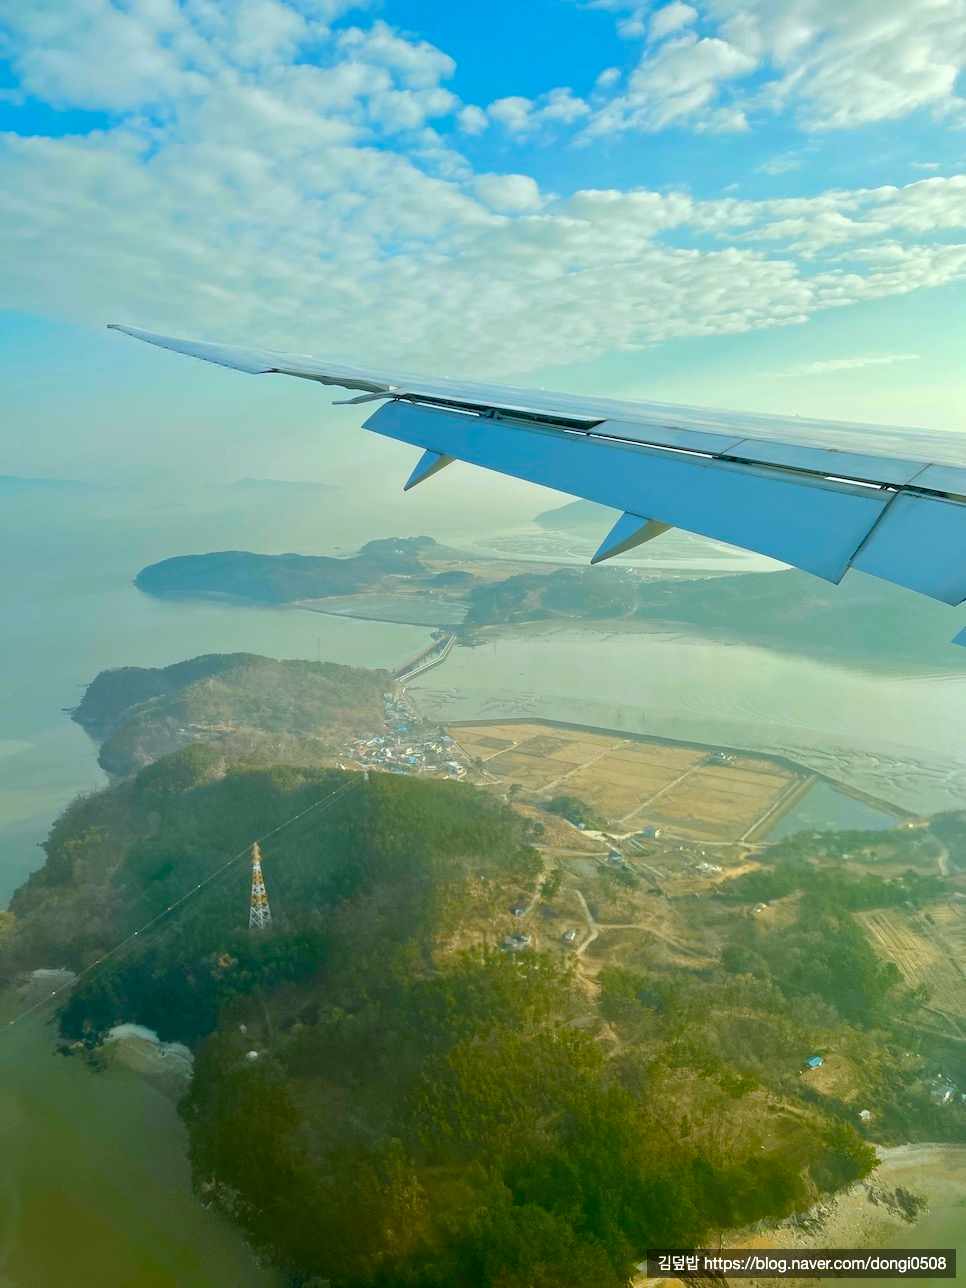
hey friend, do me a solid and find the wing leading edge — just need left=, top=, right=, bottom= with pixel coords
left=108, top=324, right=966, bottom=645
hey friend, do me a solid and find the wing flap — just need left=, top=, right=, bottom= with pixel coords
left=363, top=400, right=890, bottom=584
left=908, top=464, right=966, bottom=500
left=591, top=514, right=673, bottom=564
left=851, top=494, right=966, bottom=606
left=720, top=439, right=927, bottom=487
left=596, top=420, right=746, bottom=456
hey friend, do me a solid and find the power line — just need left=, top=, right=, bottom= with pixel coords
left=1, top=774, right=361, bottom=1045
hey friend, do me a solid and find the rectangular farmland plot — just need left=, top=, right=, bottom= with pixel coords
left=607, top=746, right=701, bottom=770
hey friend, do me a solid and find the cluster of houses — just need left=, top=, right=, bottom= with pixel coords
left=504, top=888, right=582, bottom=952
left=345, top=693, right=466, bottom=778
left=502, top=927, right=579, bottom=952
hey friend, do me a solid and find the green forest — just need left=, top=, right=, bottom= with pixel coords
left=10, top=739, right=962, bottom=1284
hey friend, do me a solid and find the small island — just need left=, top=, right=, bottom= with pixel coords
left=135, top=535, right=461, bottom=604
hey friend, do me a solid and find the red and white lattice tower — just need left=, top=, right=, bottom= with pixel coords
left=248, top=842, right=272, bottom=931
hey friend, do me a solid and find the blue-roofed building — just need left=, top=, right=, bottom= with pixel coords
left=806, top=1055, right=824, bottom=1069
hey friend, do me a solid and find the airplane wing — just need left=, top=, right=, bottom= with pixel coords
left=108, top=324, right=966, bottom=646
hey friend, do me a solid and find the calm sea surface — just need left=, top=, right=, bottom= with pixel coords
left=0, top=991, right=280, bottom=1288
left=410, top=623, right=966, bottom=816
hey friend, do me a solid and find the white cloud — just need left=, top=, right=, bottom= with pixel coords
left=580, top=0, right=966, bottom=137
left=488, top=87, right=590, bottom=135
left=335, top=19, right=454, bottom=90
left=678, top=177, right=966, bottom=269
left=757, top=152, right=804, bottom=175
left=0, top=0, right=200, bottom=110
left=539, top=87, right=592, bottom=124
left=594, top=66, right=622, bottom=90
left=486, top=95, right=533, bottom=133
left=780, top=353, right=921, bottom=376
left=649, top=2, right=699, bottom=41
left=366, top=85, right=459, bottom=133
left=200, top=0, right=311, bottom=71
left=2, top=0, right=966, bottom=383
left=475, top=173, right=543, bottom=212
left=709, top=0, right=966, bottom=130
left=585, top=31, right=757, bottom=135
left=693, top=103, right=748, bottom=132
left=617, top=10, right=648, bottom=40
left=457, top=104, right=488, bottom=134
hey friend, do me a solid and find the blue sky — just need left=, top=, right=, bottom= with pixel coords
left=1, top=0, right=965, bottom=482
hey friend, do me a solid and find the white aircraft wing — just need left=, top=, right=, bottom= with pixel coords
left=108, top=324, right=966, bottom=646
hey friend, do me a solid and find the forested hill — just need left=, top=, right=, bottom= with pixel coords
left=3, top=747, right=891, bottom=1287
left=135, top=536, right=446, bottom=603
left=71, top=653, right=391, bottom=777
left=461, top=565, right=964, bottom=663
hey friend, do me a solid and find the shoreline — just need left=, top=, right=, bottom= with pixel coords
left=764, top=1143, right=966, bottom=1254
left=636, top=1143, right=966, bottom=1287
left=294, top=602, right=955, bottom=676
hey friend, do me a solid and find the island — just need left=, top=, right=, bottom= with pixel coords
left=135, top=536, right=456, bottom=603
left=134, top=532, right=966, bottom=665
left=3, top=650, right=965, bottom=1288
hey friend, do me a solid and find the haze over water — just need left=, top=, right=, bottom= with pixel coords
left=3, top=481, right=966, bottom=905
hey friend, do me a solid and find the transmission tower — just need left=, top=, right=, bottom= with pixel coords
left=248, top=842, right=273, bottom=931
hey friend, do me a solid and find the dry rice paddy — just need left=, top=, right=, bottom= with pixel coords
left=858, top=903, right=966, bottom=1029
left=449, top=720, right=802, bottom=843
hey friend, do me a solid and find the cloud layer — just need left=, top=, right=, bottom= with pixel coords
left=1, top=0, right=965, bottom=377
left=581, top=0, right=966, bottom=135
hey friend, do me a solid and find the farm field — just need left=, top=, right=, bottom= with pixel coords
left=858, top=903, right=966, bottom=1033
left=448, top=720, right=804, bottom=843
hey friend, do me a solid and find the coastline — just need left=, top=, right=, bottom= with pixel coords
left=636, top=1143, right=966, bottom=1287
left=638, top=1143, right=966, bottom=1282
left=769, top=1143, right=966, bottom=1254
left=292, top=602, right=957, bottom=676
